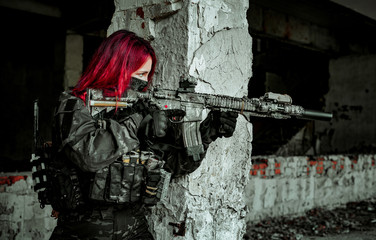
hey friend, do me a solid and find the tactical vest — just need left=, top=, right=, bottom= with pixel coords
left=90, top=150, right=170, bottom=205
left=31, top=97, right=171, bottom=211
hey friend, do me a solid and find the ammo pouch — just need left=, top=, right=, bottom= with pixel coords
left=142, top=152, right=171, bottom=205
left=89, top=151, right=171, bottom=205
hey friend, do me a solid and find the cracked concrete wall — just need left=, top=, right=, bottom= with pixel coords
left=108, top=0, right=253, bottom=239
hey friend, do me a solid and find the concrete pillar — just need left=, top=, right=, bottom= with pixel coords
left=108, top=1, right=253, bottom=239
left=316, top=54, right=376, bottom=154
left=64, top=32, right=83, bottom=89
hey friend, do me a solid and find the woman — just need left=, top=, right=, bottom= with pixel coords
left=49, top=30, right=237, bottom=239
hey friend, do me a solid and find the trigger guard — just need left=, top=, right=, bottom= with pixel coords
left=169, top=117, right=184, bottom=124
left=165, top=109, right=186, bottom=124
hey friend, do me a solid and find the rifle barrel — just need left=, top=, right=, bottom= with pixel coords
left=300, top=109, right=333, bottom=121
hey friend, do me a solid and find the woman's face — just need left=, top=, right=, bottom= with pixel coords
left=131, top=56, right=153, bottom=82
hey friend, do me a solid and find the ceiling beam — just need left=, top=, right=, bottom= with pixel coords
left=0, top=0, right=61, bottom=18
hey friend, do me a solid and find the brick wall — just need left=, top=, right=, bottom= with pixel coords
left=246, top=154, right=376, bottom=224
left=0, top=172, right=55, bottom=240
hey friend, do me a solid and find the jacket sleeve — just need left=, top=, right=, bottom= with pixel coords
left=54, top=92, right=142, bottom=172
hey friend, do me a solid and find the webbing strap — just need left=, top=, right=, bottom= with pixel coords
left=61, top=99, right=77, bottom=140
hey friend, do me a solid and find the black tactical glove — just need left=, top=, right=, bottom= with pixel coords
left=105, top=99, right=149, bottom=122
left=102, top=99, right=149, bottom=123
left=138, top=110, right=169, bottom=148
left=150, top=110, right=168, bottom=138
left=200, top=110, right=238, bottom=147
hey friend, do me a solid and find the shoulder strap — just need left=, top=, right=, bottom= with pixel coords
left=61, top=99, right=77, bottom=140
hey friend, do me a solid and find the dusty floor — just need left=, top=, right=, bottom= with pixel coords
left=244, top=198, right=376, bottom=240
left=304, top=229, right=376, bottom=240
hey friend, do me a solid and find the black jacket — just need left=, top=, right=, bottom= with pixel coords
left=53, top=91, right=206, bottom=178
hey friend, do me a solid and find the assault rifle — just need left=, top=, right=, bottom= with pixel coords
left=87, top=80, right=332, bottom=162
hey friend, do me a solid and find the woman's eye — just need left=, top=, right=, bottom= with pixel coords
left=139, top=73, right=144, bottom=77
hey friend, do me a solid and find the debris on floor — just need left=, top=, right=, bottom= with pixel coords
left=244, top=198, right=376, bottom=240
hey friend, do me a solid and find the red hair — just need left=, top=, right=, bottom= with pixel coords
left=72, top=30, right=157, bottom=101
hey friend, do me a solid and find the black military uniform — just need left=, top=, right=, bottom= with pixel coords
left=48, top=90, right=227, bottom=240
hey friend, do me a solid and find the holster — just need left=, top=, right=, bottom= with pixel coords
left=48, top=159, right=85, bottom=211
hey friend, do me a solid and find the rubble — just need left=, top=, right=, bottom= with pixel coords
left=244, top=198, right=376, bottom=239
